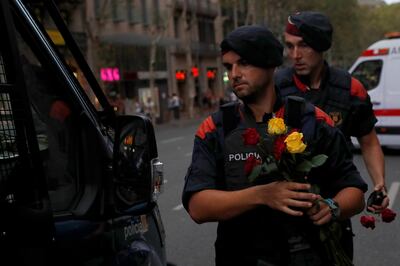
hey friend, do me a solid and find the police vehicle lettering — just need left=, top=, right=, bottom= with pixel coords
left=123, top=215, right=149, bottom=240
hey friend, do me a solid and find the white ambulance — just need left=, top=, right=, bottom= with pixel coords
left=349, top=32, right=400, bottom=148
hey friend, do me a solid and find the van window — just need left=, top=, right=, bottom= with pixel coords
left=16, top=31, right=80, bottom=212
left=27, top=2, right=103, bottom=112
left=351, top=59, right=383, bottom=91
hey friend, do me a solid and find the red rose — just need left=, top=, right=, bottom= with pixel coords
left=273, top=135, right=286, bottom=160
left=381, top=208, right=396, bottom=223
left=242, top=128, right=260, bottom=146
left=360, top=215, right=376, bottom=229
left=49, top=100, right=71, bottom=122
left=244, top=155, right=261, bottom=175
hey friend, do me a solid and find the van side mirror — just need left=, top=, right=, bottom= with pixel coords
left=113, top=115, right=163, bottom=210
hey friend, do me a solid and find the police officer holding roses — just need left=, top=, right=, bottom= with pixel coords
left=182, top=25, right=367, bottom=266
left=275, top=11, right=389, bottom=260
left=276, top=11, right=388, bottom=213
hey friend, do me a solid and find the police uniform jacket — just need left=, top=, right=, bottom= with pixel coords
left=182, top=99, right=367, bottom=265
left=275, top=62, right=377, bottom=141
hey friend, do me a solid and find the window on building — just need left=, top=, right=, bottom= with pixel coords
left=94, top=0, right=101, bottom=19
left=127, top=0, right=141, bottom=24
left=351, top=60, right=383, bottom=91
left=152, top=0, right=161, bottom=26
left=198, top=16, right=215, bottom=44
left=174, top=15, right=180, bottom=39
left=112, top=0, right=127, bottom=22
left=140, top=0, right=148, bottom=25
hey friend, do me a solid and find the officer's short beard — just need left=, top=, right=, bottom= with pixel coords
left=236, top=84, right=267, bottom=105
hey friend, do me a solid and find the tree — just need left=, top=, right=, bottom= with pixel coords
left=181, top=0, right=196, bottom=119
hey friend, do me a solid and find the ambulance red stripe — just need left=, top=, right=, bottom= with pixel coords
left=374, top=109, right=400, bottom=116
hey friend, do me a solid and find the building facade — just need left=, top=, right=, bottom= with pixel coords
left=65, top=0, right=225, bottom=122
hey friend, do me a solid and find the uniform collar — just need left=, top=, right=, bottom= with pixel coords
left=240, top=101, right=281, bottom=124
left=292, top=61, right=329, bottom=92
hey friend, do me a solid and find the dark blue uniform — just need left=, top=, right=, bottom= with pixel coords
left=182, top=100, right=367, bottom=266
left=275, top=64, right=377, bottom=141
left=275, top=64, right=377, bottom=260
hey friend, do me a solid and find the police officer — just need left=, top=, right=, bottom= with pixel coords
left=182, top=25, right=367, bottom=266
left=276, top=11, right=389, bottom=213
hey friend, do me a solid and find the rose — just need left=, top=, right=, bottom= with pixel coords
left=244, top=155, right=261, bottom=175
left=267, top=117, right=286, bottom=135
left=242, top=128, right=260, bottom=146
left=381, top=208, right=396, bottom=223
left=284, top=132, right=307, bottom=153
left=273, top=135, right=286, bottom=161
left=360, top=208, right=396, bottom=229
left=49, top=100, right=71, bottom=122
left=360, top=215, right=376, bottom=229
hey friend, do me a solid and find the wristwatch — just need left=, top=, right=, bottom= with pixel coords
left=324, top=198, right=341, bottom=221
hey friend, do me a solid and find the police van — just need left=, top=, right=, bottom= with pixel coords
left=0, top=0, right=167, bottom=265
left=349, top=32, right=400, bottom=148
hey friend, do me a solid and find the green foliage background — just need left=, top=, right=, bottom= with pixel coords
left=221, top=0, right=400, bottom=69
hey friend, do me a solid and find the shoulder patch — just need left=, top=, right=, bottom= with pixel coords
left=196, top=116, right=217, bottom=139
left=350, top=78, right=367, bottom=100
left=275, top=106, right=285, bottom=119
left=314, top=107, right=334, bottom=127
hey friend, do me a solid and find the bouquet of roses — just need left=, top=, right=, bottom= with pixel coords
left=243, top=117, right=327, bottom=186
left=243, top=117, right=354, bottom=266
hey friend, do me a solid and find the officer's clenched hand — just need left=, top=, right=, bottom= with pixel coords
left=367, top=185, right=389, bottom=213
left=256, top=181, right=318, bottom=216
left=307, top=199, right=332, bottom=225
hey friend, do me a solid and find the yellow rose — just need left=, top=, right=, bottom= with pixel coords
left=284, top=132, right=307, bottom=153
left=267, top=118, right=287, bottom=135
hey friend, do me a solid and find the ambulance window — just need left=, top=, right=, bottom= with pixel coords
left=16, top=32, right=80, bottom=212
left=351, top=60, right=383, bottom=91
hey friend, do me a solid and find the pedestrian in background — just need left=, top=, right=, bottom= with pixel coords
left=183, top=25, right=367, bottom=266
left=144, top=96, right=156, bottom=123
left=124, top=97, right=135, bottom=115
left=134, top=98, right=143, bottom=114
left=170, top=93, right=181, bottom=120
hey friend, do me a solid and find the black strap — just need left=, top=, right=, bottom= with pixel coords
left=285, top=96, right=306, bottom=129
left=221, top=102, right=240, bottom=137
left=213, top=102, right=241, bottom=189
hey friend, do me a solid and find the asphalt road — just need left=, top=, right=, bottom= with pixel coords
left=154, top=117, right=400, bottom=266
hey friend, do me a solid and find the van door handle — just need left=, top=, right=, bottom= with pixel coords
left=372, top=101, right=381, bottom=106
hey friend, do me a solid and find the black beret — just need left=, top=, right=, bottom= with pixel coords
left=286, top=11, right=333, bottom=52
left=220, top=25, right=283, bottom=68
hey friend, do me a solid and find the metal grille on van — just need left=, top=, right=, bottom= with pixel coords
left=0, top=54, right=18, bottom=181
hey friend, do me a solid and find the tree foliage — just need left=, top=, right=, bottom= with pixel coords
left=220, top=0, right=400, bottom=68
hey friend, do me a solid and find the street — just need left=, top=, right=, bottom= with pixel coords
left=154, top=117, right=400, bottom=266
